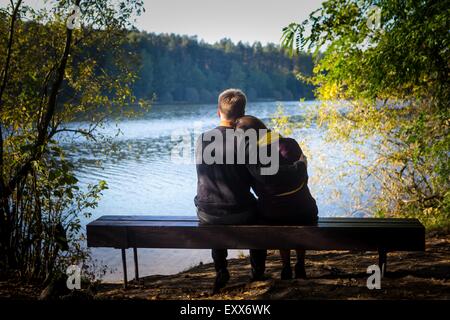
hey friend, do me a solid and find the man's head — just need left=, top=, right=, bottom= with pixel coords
left=218, top=89, right=247, bottom=121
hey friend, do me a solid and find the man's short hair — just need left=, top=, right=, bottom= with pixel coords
left=218, top=89, right=246, bottom=120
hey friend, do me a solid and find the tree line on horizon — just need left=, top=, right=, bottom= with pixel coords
left=126, top=32, right=315, bottom=103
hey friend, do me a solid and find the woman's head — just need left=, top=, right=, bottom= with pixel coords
left=235, top=116, right=280, bottom=147
left=234, top=115, right=268, bottom=131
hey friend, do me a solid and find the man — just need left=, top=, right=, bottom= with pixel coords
left=194, top=89, right=267, bottom=293
left=195, top=89, right=308, bottom=292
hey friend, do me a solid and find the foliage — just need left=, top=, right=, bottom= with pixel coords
left=127, top=33, right=315, bottom=102
left=281, top=0, right=449, bottom=228
left=0, top=0, right=147, bottom=280
left=270, top=104, right=294, bottom=136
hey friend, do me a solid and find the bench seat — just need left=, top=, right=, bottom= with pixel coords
left=86, top=215, right=425, bottom=287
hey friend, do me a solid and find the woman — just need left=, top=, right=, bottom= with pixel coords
left=235, top=115, right=318, bottom=280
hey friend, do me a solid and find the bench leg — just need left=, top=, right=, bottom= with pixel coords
left=133, top=247, right=139, bottom=283
left=121, top=248, right=128, bottom=289
left=378, top=249, right=387, bottom=277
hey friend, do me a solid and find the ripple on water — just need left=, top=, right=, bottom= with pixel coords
left=65, top=101, right=372, bottom=222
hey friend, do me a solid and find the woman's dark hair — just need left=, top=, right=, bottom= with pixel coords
left=234, top=115, right=268, bottom=131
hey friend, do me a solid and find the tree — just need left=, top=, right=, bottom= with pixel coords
left=134, top=49, right=154, bottom=100
left=125, top=32, right=315, bottom=103
left=282, top=0, right=449, bottom=228
left=0, top=0, right=146, bottom=279
left=199, top=88, right=213, bottom=103
left=227, top=61, right=246, bottom=89
left=184, top=87, right=200, bottom=103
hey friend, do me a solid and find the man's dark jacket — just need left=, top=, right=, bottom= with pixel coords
left=194, top=126, right=307, bottom=222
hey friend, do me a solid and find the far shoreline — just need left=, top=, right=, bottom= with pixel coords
left=150, top=98, right=316, bottom=106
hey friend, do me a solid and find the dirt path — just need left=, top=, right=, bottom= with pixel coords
left=95, top=233, right=450, bottom=300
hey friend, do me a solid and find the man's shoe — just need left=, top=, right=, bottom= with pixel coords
left=294, top=263, right=307, bottom=279
left=212, top=269, right=230, bottom=294
left=280, top=266, right=293, bottom=280
left=250, top=272, right=268, bottom=282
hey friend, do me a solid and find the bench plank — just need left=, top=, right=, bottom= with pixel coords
left=87, top=216, right=425, bottom=251
left=89, top=220, right=423, bottom=229
left=96, top=215, right=422, bottom=224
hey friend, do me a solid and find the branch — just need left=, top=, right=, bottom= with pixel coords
left=0, top=0, right=22, bottom=107
left=5, top=0, right=82, bottom=198
left=0, top=0, right=22, bottom=203
left=52, top=128, right=97, bottom=142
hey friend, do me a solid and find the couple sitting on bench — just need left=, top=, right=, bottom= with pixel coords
left=194, top=88, right=318, bottom=293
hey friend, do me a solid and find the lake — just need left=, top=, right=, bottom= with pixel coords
left=63, top=100, right=373, bottom=281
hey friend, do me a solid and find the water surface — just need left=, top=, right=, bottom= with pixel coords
left=63, top=101, right=372, bottom=280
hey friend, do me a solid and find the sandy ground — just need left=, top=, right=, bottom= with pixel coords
left=1, top=233, right=448, bottom=300
left=94, top=232, right=450, bottom=300
left=91, top=248, right=245, bottom=282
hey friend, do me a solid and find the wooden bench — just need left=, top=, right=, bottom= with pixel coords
left=86, top=215, right=425, bottom=287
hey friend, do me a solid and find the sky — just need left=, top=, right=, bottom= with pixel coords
left=136, top=0, right=324, bottom=44
left=0, top=0, right=325, bottom=45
